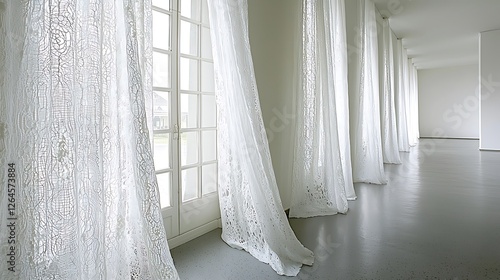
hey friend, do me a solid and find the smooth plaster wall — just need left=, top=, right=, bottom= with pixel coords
left=479, top=29, right=500, bottom=150
left=418, top=65, right=480, bottom=139
left=248, top=0, right=301, bottom=209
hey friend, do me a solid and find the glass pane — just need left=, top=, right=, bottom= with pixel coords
left=201, top=0, right=209, bottom=24
left=202, top=130, right=216, bottom=162
left=181, top=0, right=201, bottom=21
left=201, top=61, right=214, bottom=92
left=153, top=11, right=170, bottom=50
left=181, top=94, right=198, bottom=128
left=181, top=131, right=199, bottom=166
left=201, top=94, right=216, bottom=127
left=153, top=52, right=170, bottom=88
left=157, top=172, right=171, bottom=208
left=152, top=0, right=170, bottom=10
left=153, top=134, right=170, bottom=170
left=153, top=91, right=169, bottom=130
left=201, top=27, right=212, bottom=59
left=180, top=20, right=199, bottom=56
left=180, top=57, right=199, bottom=91
left=202, top=164, right=217, bottom=195
left=182, top=167, right=199, bottom=201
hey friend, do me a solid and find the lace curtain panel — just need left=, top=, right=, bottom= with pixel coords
left=0, top=0, right=179, bottom=279
left=351, top=0, right=387, bottom=184
left=408, top=62, right=420, bottom=146
left=207, top=0, right=314, bottom=276
left=380, top=19, right=402, bottom=164
left=395, top=39, right=411, bottom=152
left=413, top=65, right=420, bottom=140
left=402, top=49, right=415, bottom=148
left=332, top=0, right=357, bottom=201
left=289, top=0, right=352, bottom=219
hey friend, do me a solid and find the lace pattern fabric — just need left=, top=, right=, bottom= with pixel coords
left=407, top=63, right=419, bottom=146
left=290, top=0, right=350, bottom=218
left=380, top=19, right=402, bottom=164
left=0, top=1, right=179, bottom=279
left=395, top=39, right=411, bottom=152
left=331, top=0, right=357, bottom=201
left=207, top=0, right=314, bottom=276
left=351, top=0, right=387, bottom=185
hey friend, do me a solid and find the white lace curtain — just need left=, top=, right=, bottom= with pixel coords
left=408, top=61, right=420, bottom=145
left=380, top=19, right=401, bottom=164
left=395, top=39, right=411, bottom=152
left=351, top=0, right=387, bottom=184
left=290, top=0, right=354, bottom=218
left=0, top=0, right=179, bottom=279
left=394, top=39, right=420, bottom=152
left=401, top=50, right=415, bottom=148
left=333, top=0, right=357, bottom=202
left=413, top=65, right=420, bottom=141
left=207, top=0, right=314, bottom=276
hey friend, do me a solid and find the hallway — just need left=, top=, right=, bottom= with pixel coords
left=170, top=139, right=500, bottom=279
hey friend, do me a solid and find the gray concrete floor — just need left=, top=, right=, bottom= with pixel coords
left=170, top=139, right=500, bottom=279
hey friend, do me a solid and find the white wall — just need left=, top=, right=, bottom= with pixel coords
left=248, top=0, right=301, bottom=209
left=418, top=65, right=480, bottom=139
left=479, top=29, right=500, bottom=151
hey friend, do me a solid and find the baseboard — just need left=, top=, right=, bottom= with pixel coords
left=479, top=148, right=500, bottom=152
left=419, top=137, right=479, bottom=140
left=168, top=219, right=222, bottom=249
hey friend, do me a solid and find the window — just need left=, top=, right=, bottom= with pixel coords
left=152, top=0, right=219, bottom=240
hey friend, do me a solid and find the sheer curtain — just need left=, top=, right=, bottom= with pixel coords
left=402, top=51, right=415, bottom=148
left=395, top=39, right=410, bottom=152
left=408, top=61, right=420, bottom=145
left=352, top=0, right=387, bottom=184
left=413, top=64, right=420, bottom=140
left=207, top=0, right=314, bottom=276
left=380, top=19, right=401, bottom=164
left=289, top=0, right=351, bottom=218
left=0, top=0, right=179, bottom=279
left=332, top=0, right=357, bottom=201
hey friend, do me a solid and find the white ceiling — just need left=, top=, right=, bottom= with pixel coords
left=373, top=0, right=500, bottom=69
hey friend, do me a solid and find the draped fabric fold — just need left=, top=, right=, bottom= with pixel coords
left=380, top=19, right=402, bottom=164
left=395, top=39, right=411, bottom=152
left=289, top=0, right=351, bottom=218
left=207, top=0, right=314, bottom=276
left=331, top=0, right=357, bottom=201
left=408, top=61, right=420, bottom=146
left=402, top=52, right=415, bottom=148
left=0, top=0, right=179, bottom=279
left=352, top=0, right=387, bottom=184
left=413, top=65, right=420, bottom=140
